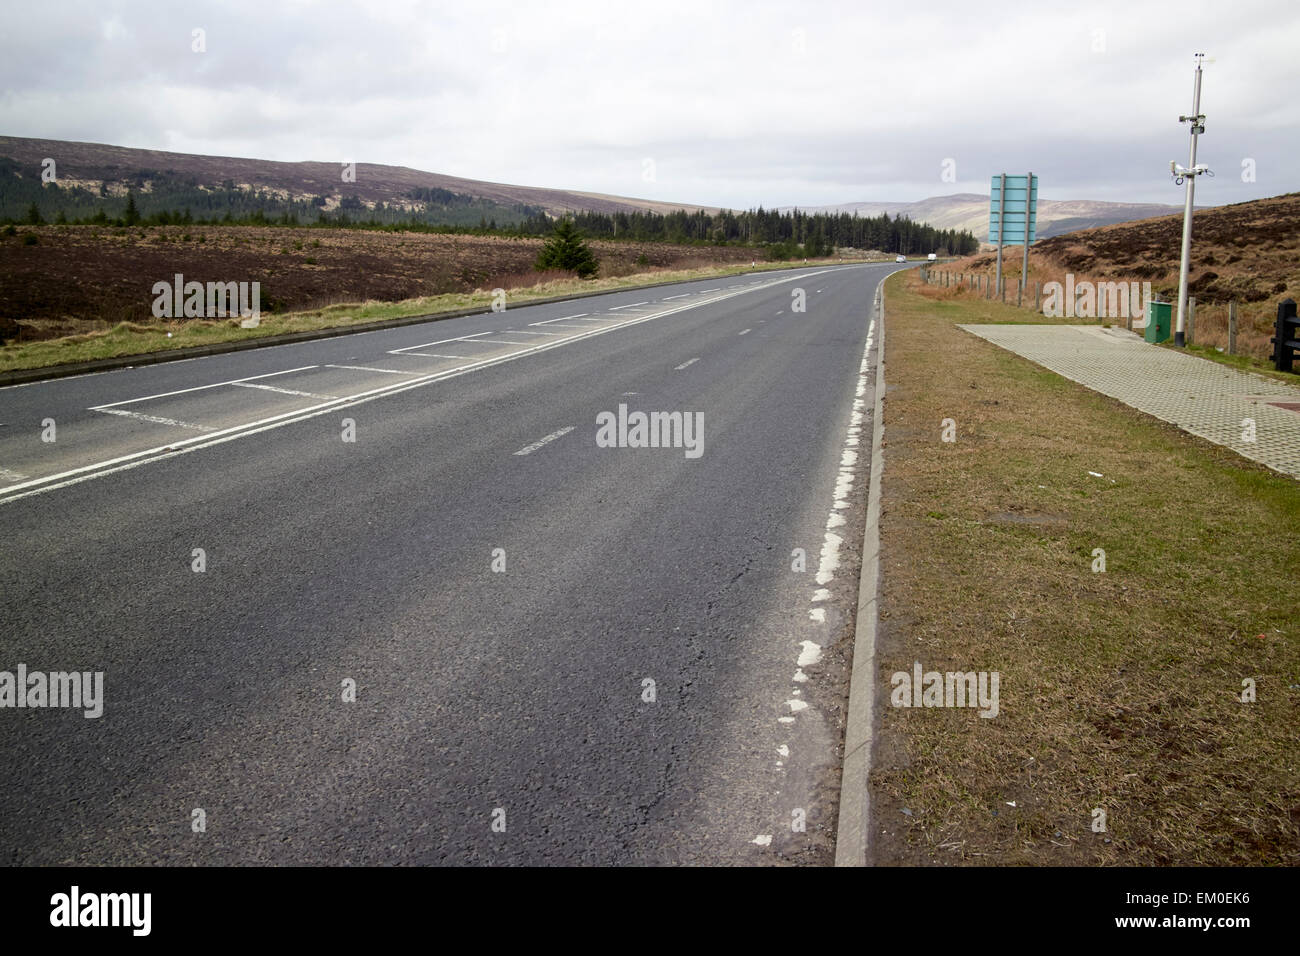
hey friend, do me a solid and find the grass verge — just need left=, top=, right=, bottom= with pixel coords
left=1163, top=341, right=1300, bottom=389
left=870, top=269, right=1300, bottom=865
left=0, top=257, right=868, bottom=374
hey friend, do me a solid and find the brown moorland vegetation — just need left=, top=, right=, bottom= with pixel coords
left=0, top=225, right=762, bottom=342
left=935, top=192, right=1300, bottom=363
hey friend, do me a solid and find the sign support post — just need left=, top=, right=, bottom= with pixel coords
left=994, top=173, right=1006, bottom=296
left=988, top=173, right=1037, bottom=301
left=1021, top=171, right=1032, bottom=298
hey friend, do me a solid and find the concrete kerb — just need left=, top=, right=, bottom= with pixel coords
left=835, top=279, right=887, bottom=867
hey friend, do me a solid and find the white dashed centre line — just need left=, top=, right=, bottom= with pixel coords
left=738, top=328, right=751, bottom=336
left=609, top=301, right=649, bottom=310
left=513, top=426, right=575, bottom=456
left=675, top=357, right=699, bottom=370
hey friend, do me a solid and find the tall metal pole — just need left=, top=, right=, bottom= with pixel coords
left=1174, top=55, right=1206, bottom=348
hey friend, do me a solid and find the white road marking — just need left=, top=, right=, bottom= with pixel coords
left=675, top=357, right=699, bottom=370
left=662, top=293, right=690, bottom=300
left=90, top=365, right=319, bottom=409
left=738, top=328, right=751, bottom=335
left=502, top=330, right=563, bottom=336
left=609, top=301, right=649, bottom=310
left=477, top=339, right=535, bottom=346
left=233, top=382, right=338, bottom=399
left=513, top=426, right=575, bottom=456
left=325, top=364, right=421, bottom=375
left=2, top=268, right=841, bottom=505
left=0, top=467, right=28, bottom=482
left=388, top=331, right=493, bottom=354
left=94, top=408, right=214, bottom=431
left=529, top=313, right=589, bottom=326
left=395, top=352, right=472, bottom=360
left=529, top=323, right=593, bottom=330
left=798, top=641, right=823, bottom=666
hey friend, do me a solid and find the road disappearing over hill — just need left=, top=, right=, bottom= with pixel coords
left=0, top=262, right=900, bottom=865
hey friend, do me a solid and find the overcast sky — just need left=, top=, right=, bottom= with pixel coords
left=1, top=0, right=1296, bottom=209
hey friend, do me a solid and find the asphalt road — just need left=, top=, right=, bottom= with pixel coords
left=0, top=262, right=898, bottom=865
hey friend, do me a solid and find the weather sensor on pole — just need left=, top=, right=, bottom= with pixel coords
left=1171, top=54, right=1210, bottom=348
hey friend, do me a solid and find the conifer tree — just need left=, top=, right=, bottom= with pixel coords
left=536, top=217, right=599, bottom=278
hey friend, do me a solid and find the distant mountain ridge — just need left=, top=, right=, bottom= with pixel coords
left=781, top=194, right=1183, bottom=241
left=0, top=135, right=714, bottom=219
left=1, top=136, right=1179, bottom=240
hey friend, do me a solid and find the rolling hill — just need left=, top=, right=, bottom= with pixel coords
left=784, top=194, right=1182, bottom=241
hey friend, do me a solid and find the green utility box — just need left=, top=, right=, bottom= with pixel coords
left=1145, top=300, right=1172, bottom=343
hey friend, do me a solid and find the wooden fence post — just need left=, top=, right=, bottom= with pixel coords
left=1228, top=301, right=1237, bottom=354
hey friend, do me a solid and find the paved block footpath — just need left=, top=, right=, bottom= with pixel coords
left=959, top=324, right=1300, bottom=479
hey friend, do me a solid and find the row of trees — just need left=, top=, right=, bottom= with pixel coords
left=514, top=206, right=977, bottom=255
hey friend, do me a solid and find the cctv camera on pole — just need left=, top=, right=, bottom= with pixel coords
left=1170, top=54, right=1210, bottom=348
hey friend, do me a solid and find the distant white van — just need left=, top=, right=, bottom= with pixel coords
left=927, top=253, right=938, bottom=261
left=895, top=254, right=907, bottom=263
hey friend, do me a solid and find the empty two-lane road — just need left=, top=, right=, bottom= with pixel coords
left=0, top=262, right=898, bottom=865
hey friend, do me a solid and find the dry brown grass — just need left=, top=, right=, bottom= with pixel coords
left=870, top=269, right=1300, bottom=866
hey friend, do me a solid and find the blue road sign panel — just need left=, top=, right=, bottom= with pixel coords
left=988, top=174, right=1038, bottom=244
